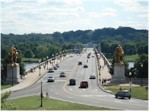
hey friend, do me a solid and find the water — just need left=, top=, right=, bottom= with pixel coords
left=24, top=61, right=135, bottom=72
left=24, top=62, right=39, bottom=71
left=128, top=62, right=134, bottom=69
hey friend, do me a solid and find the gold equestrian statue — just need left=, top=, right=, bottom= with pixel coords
left=114, top=45, right=124, bottom=65
left=8, top=45, right=19, bottom=64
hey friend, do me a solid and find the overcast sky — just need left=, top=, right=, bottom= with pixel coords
left=1, top=0, right=149, bottom=34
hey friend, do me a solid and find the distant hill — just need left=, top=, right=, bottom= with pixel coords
left=1, top=26, right=148, bottom=56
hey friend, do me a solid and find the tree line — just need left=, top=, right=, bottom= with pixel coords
left=1, top=26, right=148, bottom=59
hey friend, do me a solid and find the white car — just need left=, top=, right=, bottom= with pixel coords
left=47, top=76, right=55, bottom=82
left=89, top=73, right=96, bottom=79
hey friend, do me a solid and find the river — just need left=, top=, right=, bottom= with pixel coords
left=24, top=62, right=39, bottom=71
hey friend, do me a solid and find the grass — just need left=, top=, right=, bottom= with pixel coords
left=4, top=96, right=112, bottom=110
left=103, top=85, right=148, bottom=100
left=108, top=54, right=139, bottom=62
left=124, top=54, right=139, bottom=62
left=22, top=58, right=41, bottom=62
left=1, top=84, right=17, bottom=90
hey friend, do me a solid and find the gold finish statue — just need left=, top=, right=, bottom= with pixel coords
left=9, top=45, right=19, bottom=64
left=114, top=45, right=124, bottom=65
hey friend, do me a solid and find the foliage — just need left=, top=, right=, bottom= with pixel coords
left=1, top=27, right=148, bottom=60
left=134, top=54, right=148, bottom=78
left=1, top=91, right=17, bottom=110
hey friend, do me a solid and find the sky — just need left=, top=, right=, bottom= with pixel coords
left=1, top=0, right=149, bottom=34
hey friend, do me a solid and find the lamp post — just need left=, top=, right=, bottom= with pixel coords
left=39, top=60, right=41, bottom=76
left=140, top=63, right=143, bottom=86
left=47, top=56, right=49, bottom=70
left=40, top=79, right=43, bottom=107
left=11, top=63, right=14, bottom=86
left=129, top=72, right=132, bottom=92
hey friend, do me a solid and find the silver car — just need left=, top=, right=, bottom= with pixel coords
left=47, top=76, right=55, bottom=82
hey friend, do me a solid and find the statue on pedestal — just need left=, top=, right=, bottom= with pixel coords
left=6, top=45, right=20, bottom=84
left=112, top=45, right=126, bottom=83
left=114, top=45, right=124, bottom=65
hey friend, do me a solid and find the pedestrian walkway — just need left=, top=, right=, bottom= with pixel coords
left=1, top=56, right=67, bottom=94
left=99, top=56, right=112, bottom=85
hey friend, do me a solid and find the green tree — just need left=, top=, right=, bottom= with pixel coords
left=1, top=91, right=17, bottom=110
left=24, top=49, right=34, bottom=58
left=35, top=45, right=48, bottom=58
left=134, top=54, right=148, bottom=78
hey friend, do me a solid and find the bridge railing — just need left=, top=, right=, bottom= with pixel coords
left=23, top=53, right=69, bottom=76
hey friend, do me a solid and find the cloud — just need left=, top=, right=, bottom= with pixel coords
left=88, top=8, right=117, bottom=18
left=114, top=0, right=148, bottom=13
left=100, top=8, right=117, bottom=16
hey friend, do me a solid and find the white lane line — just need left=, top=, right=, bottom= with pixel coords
left=55, top=80, right=66, bottom=82
left=114, top=99, right=123, bottom=103
left=69, top=88, right=73, bottom=91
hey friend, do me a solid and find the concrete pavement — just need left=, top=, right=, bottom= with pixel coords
left=1, top=56, right=68, bottom=94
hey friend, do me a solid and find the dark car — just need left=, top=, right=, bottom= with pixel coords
left=78, top=61, right=82, bottom=65
left=80, top=81, right=88, bottom=88
left=83, top=65, right=88, bottom=68
left=48, top=68, right=54, bottom=73
left=60, top=72, right=66, bottom=77
left=115, top=90, right=131, bottom=99
left=56, top=64, right=59, bottom=68
left=53, top=66, right=57, bottom=70
left=69, top=79, right=76, bottom=85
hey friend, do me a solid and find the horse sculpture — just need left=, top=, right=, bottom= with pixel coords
left=9, top=45, right=19, bottom=64
left=114, top=45, right=124, bottom=64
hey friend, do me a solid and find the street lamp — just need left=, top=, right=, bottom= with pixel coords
left=40, top=79, right=43, bottom=107
left=39, top=60, right=41, bottom=76
left=11, top=63, right=14, bottom=86
left=129, top=72, right=132, bottom=92
left=47, top=56, right=49, bottom=70
left=140, top=63, right=143, bottom=86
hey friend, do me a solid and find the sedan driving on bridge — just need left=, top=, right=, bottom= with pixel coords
left=115, top=90, right=131, bottom=99
left=47, top=76, right=55, bottom=82
left=80, top=81, right=88, bottom=88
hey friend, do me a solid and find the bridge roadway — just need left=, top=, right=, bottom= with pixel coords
left=8, top=48, right=148, bottom=110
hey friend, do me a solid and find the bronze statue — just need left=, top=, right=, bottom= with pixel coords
left=114, top=45, right=124, bottom=64
left=9, top=45, right=19, bottom=64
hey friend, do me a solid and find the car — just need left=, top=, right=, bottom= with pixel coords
left=56, top=64, right=59, bottom=68
left=47, top=76, right=55, bottom=82
left=78, top=61, right=82, bottom=65
left=80, top=81, right=88, bottom=88
left=48, top=68, right=54, bottom=73
left=53, top=66, right=57, bottom=70
left=69, top=79, right=76, bottom=85
left=89, top=74, right=96, bottom=79
left=83, top=65, right=88, bottom=68
left=115, top=90, right=131, bottom=99
left=60, top=72, right=66, bottom=77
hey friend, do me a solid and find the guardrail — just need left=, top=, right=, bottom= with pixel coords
left=24, top=53, right=68, bottom=76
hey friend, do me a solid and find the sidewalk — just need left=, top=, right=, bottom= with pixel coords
left=99, top=57, right=112, bottom=83
left=1, top=56, right=67, bottom=94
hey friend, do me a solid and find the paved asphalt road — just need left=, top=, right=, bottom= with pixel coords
left=9, top=48, right=148, bottom=110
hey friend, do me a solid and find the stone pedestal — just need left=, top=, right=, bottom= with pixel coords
left=112, top=64, right=126, bottom=83
left=6, top=63, right=20, bottom=84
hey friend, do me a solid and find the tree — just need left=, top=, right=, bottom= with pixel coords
left=134, top=54, right=148, bottom=78
left=24, top=49, right=34, bottom=58
left=1, top=91, right=17, bottom=110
